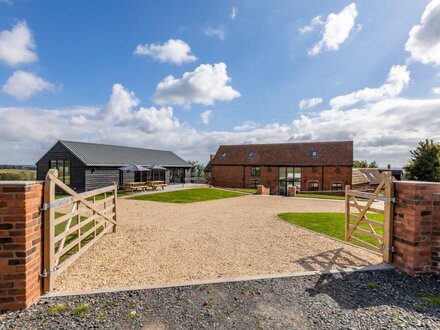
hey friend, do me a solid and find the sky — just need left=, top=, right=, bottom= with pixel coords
left=0, top=0, right=439, bottom=166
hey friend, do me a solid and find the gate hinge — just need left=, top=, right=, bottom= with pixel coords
left=40, top=267, right=58, bottom=278
left=41, top=197, right=72, bottom=211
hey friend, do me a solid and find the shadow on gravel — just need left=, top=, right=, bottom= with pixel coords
left=294, top=248, right=376, bottom=271
left=306, top=270, right=440, bottom=319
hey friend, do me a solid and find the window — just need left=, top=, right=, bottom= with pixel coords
left=221, top=152, right=228, bottom=159
left=49, top=160, right=71, bottom=185
left=278, top=167, right=301, bottom=195
left=250, top=179, right=260, bottom=188
left=311, top=150, right=318, bottom=158
left=308, top=181, right=319, bottom=191
left=331, top=182, right=343, bottom=191
left=248, top=151, right=255, bottom=159
left=251, top=166, right=260, bottom=176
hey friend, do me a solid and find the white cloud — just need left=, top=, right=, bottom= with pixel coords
left=299, top=16, right=324, bottom=34
left=0, top=21, right=37, bottom=67
left=406, top=0, right=440, bottom=66
left=2, top=70, right=57, bottom=100
left=230, top=7, right=238, bottom=20
left=105, top=83, right=139, bottom=123
left=2, top=95, right=438, bottom=166
left=105, top=83, right=179, bottom=132
left=200, top=110, right=213, bottom=125
left=134, top=39, right=197, bottom=65
left=299, top=97, right=323, bottom=110
left=329, top=65, right=410, bottom=108
left=153, top=62, right=240, bottom=107
left=432, top=87, right=440, bottom=94
left=204, top=26, right=227, bottom=40
left=135, top=106, right=180, bottom=132
left=1, top=92, right=440, bottom=166
left=233, top=120, right=260, bottom=131
left=308, top=3, right=358, bottom=56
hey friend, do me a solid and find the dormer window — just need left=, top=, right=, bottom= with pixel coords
left=311, top=150, right=318, bottom=158
left=248, top=151, right=255, bottom=159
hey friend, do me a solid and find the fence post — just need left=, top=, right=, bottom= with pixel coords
left=43, top=169, right=57, bottom=292
left=113, top=184, right=117, bottom=233
left=383, top=173, right=394, bottom=263
left=345, top=185, right=350, bottom=241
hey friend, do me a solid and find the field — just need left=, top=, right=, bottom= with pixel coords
left=278, top=212, right=384, bottom=247
left=129, top=188, right=245, bottom=203
left=0, top=168, right=36, bottom=181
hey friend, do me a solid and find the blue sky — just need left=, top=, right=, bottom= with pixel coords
left=0, top=0, right=439, bottom=165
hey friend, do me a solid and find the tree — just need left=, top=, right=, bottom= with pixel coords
left=187, top=160, right=205, bottom=177
left=353, top=160, right=368, bottom=168
left=368, top=161, right=378, bottom=168
left=404, top=139, right=440, bottom=182
left=353, top=160, right=378, bottom=168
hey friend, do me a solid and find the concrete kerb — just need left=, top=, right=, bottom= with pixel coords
left=43, top=263, right=394, bottom=298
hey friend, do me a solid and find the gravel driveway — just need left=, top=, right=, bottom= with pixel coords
left=55, top=195, right=381, bottom=291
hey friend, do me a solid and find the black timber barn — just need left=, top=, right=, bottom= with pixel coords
left=36, top=140, right=192, bottom=192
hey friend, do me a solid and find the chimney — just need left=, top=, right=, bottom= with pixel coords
left=210, top=154, right=214, bottom=160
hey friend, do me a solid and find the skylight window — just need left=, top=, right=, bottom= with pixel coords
left=248, top=151, right=255, bottom=159
left=221, top=152, right=228, bottom=158
left=311, top=150, right=318, bottom=158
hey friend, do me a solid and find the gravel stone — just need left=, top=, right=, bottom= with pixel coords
left=1, top=270, right=438, bottom=329
left=55, top=195, right=381, bottom=291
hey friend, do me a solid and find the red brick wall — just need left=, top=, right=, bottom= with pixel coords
left=393, top=181, right=440, bottom=275
left=211, top=166, right=244, bottom=188
left=243, top=166, right=278, bottom=193
left=0, top=182, right=43, bottom=311
left=212, top=165, right=351, bottom=194
left=301, top=166, right=323, bottom=191
left=432, top=193, right=440, bottom=274
left=322, top=166, right=352, bottom=191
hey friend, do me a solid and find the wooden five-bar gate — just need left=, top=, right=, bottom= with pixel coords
left=345, top=172, right=395, bottom=262
left=42, top=169, right=118, bottom=292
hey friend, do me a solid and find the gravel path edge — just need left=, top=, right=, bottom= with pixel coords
left=44, top=263, right=395, bottom=298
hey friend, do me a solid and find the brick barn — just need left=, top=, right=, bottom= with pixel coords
left=207, top=141, right=353, bottom=195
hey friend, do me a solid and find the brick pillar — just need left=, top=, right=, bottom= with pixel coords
left=432, top=193, right=440, bottom=273
left=0, top=182, right=43, bottom=311
left=256, top=185, right=270, bottom=195
left=393, top=181, right=440, bottom=275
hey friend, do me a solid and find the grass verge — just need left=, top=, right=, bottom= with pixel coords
left=129, top=188, right=245, bottom=203
left=277, top=212, right=384, bottom=248
left=297, top=193, right=345, bottom=200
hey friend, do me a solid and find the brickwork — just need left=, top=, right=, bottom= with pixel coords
left=393, top=181, right=440, bottom=275
left=322, top=166, right=352, bottom=191
left=212, top=165, right=351, bottom=194
left=211, top=166, right=244, bottom=188
left=0, top=182, right=43, bottom=311
left=256, top=185, right=270, bottom=195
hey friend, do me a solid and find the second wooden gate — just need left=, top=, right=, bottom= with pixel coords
left=345, top=172, right=394, bottom=262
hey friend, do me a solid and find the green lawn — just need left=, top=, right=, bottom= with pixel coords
left=129, top=188, right=246, bottom=203
left=297, top=193, right=345, bottom=200
left=224, top=188, right=257, bottom=194
left=277, top=212, right=384, bottom=247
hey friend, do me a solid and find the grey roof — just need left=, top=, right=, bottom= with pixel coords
left=57, top=140, right=191, bottom=167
